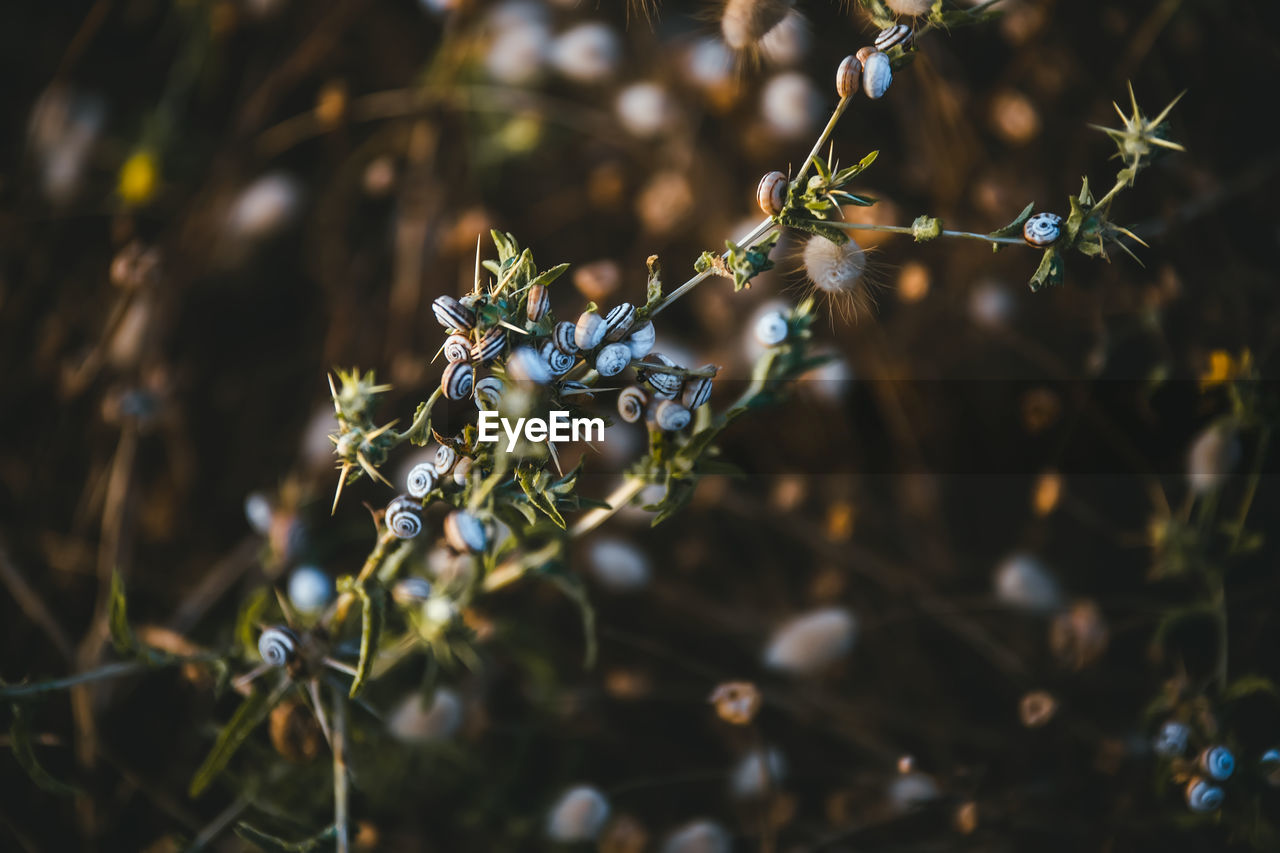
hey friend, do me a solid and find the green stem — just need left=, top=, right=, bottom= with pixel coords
left=0, top=655, right=221, bottom=699
left=392, top=387, right=442, bottom=447
left=797, top=95, right=852, bottom=184
left=570, top=478, right=647, bottom=538
left=826, top=220, right=1027, bottom=246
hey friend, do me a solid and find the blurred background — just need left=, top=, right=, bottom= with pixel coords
left=2, top=0, right=1280, bottom=849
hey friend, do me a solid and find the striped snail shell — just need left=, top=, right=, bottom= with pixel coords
left=443, top=334, right=472, bottom=364
left=1153, top=720, right=1190, bottom=758
left=526, top=283, right=550, bottom=323
left=626, top=320, right=656, bottom=359
left=471, top=326, right=507, bottom=364
left=595, top=342, right=632, bottom=377
left=862, top=50, right=892, bottom=99
left=444, top=509, right=487, bottom=553
left=451, top=455, right=473, bottom=486
left=836, top=55, right=862, bottom=99
left=652, top=399, right=691, bottom=432
left=406, top=462, right=439, bottom=498
left=553, top=321, right=580, bottom=355
left=641, top=353, right=683, bottom=398
left=1199, top=746, right=1235, bottom=781
left=575, top=311, right=606, bottom=351
left=391, top=577, right=433, bottom=607
left=258, top=626, right=299, bottom=667
left=474, top=375, right=505, bottom=409
left=541, top=341, right=576, bottom=376
left=559, top=380, right=593, bottom=399
left=617, top=386, right=648, bottom=423
left=682, top=367, right=716, bottom=410
left=757, top=171, right=787, bottom=217
left=755, top=310, right=789, bottom=346
left=604, top=302, right=637, bottom=342
left=433, top=295, right=474, bottom=331
left=855, top=46, right=876, bottom=64
left=386, top=495, right=424, bottom=539
left=434, top=444, right=458, bottom=475
left=1022, top=212, right=1063, bottom=248
left=441, top=361, right=474, bottom=401
left=874, top=23, right=912, bottom=52
left=1185, top=777, right=1224, bottom=813
left=507, top=346, right=552, bottom=384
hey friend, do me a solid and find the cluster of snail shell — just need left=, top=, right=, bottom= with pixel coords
left=384, top=443, right=491, bottom=551
left=615, top=355, right=716, bottom=432
left=1152, top=720, right=1279, bottom=812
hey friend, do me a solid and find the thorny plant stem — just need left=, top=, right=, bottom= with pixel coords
left=570, top=477, right=647, bottom=538
left=392, top=387, right=442, bottom=447
left=332, top=686, right=351, bottom=853
left=827, top=220, right=1027, bottom=246
left=798, top=94, right=852, bottom=184
left=0, top=656, right=222, bottom=699
left=648, top=217, right=777, bottom=318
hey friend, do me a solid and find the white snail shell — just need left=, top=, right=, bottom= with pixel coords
left=1153, top=720, right=1190, bottom=758
left=652, top=399, right=691, bottom=432
left=862, top=50, right=892, bottom=99
left=541, top=341, right=576, bottom=376
left=604, top=302, right=637, bottom=342
left=471, top=327, right=507, bottom=364
left=258, top=626, right=299, bottom=667
left=386, top=495, right=424, bottom=539
left=474, top=376, right=505, bottom=409
left=406, top=462, right=439, bottom=498
left=444, top=509, right=487, bottom=553
left=682, top=368, right=715, bottom=410
left=553, top=321, right=580, bottom=355
left=432, top=295, right=474, bottom=331
left=1260, top=749, right=1280, bottom=786
left=754, top=310, right=789, bottom=346
left=526, top=283, right=550, bottom=323
left=641, top=353, right=683, bottom=398
left=392, top=577, right=433, bottom=607
left=441, top=361, right=474, bottom=400
left=595, top=342, right=632, bottom=377
left=1023, top=212, right=1063, bottom=248
left=626, top=320, right=655, bottom=359
left=443, top=334, right=471, bottom=363
left=836, top=55, right=862, bottom=99
left=874, top=23, right=912, bottom=52
left=507, top=346, right=552, bottom=384
left=1199, top=746, right=1235, bottom=781
left=575, top=311, right=606, bottom=350
left=617, top=386, right=648, bottom=423
left=451, top=455, right=473, bottom=486
left=434, top=444, right=458, bottom=475
left=757, top=171, right=787, bottom=217
left=558, top=379, right=593, bottom=399
left=1185, top=777, right=1224, bottom=813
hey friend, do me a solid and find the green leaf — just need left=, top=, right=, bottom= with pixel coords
left=490, top=230, right=521, bottom=264
left=1028, top=247, right=1064, bottom=292
left=830, top=150, right=879, bottom=188
left=407, top=401, right=433, bottom=447
left=9, top=703, right=80, bottom=796
left=235, top=823, right=338, bottom=852
left=349, top=585, right=386, bottom=698
left=693, top=251, right=717, bottom=274
left=236, top=587, right=273, bottom=659
left=527, top=262, right=569, bottom=291
left=516, top=464, right=565, bottom=528
left=189, top=681, right=289, bottom=797
left=988, top=201, right=1035, bottom=240
left=1223, top=675, right=1280, bottom=703
left=108, top=570, right=134, bottom=656
left=649, top=477, right=698, bottom=526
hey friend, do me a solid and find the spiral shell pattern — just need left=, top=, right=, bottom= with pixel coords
left=641, top=354, right=683, bottom=398
left=434, top=444, right=458, bottom=475
left=874, top=23, right=911, bottom=52
left=755, top=310, right=789, bottom=346
left=652, top=399, right=691, bottom=432
left=441, top=361, right=474, bottom=401
left=392, top=577, right=433, bottom=607
left=682, top=370, right=715, bottom=410
left=553, top=321, right=580, bottom=355
left=386, top=495, right=424, bottom=539
left=526, top=283, right=550, bottom=322
left=575, top=311, right=606, bottom=351
left=258, top=626, right=299, bottom=667
left=1200, top=746, right=1235, bottom=781
left=1022, top=212, right=1063, bottom=248
left=471, top=327, right=507, bottom=364
left=604, top=302, right=637, bottom=342
left=595, top=342, right=632, bottom=377
left=443, top=334, right=471, bottom=363
left=1185, top=777, right=1224, bottom=813
left=1153, top=720, right=1190, bottom=758
left=836, top=56, right=862, bottom=99
left=617, top=386, right=647, bottom=423
left=626, top=320, right=656, bottom=359
left=507, top=346, right=552, bottom=384
left=541, top=341, right=576, bottom=376
left=559, top=380, right=593, bottom=399
left=433, top=295, right=474, bottom=331
left=444, top=509, right=487, bottom=553
left=452, top=456, right=473, bottom=486
left=474, top=376, right=504, bottom=409
left=757, top=171, right=787, bottom=216
left=862, top=50, right=892, bottom=99
left=407, top=462, right=439, bottom=498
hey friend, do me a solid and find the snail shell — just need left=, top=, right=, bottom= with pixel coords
left=855, top=46, right=876, bottom=64
left=1200, top=746, right=1235, bottom=781
left=617, top=386, right=648, bottom=423
left=626, top=320, right=656, bottom=359
left=604, top=302, right=637, bottom=342
left=434, top=444, right=458, bottom=475
left=432, top=295, right=474, bottom=332
left=441, top=361, right=474, bottom=401
left=559, top=380, right=593, bottom=400
left=451, top=455, right=473, bottom=486
left=754, top=310, right=789, bottom=346
left=526, top=283, right=550, bottom=323
left=507, top=346, right=552, bottom=384
left=474, top=375, right=505, bottom=409
left=836, top=55, right=862, bottom=99
left=595, top=342, right=632, bottom=377
left=575, top=311, right=606, bottom=351
left=444, top=509, right=487, bottom=553
left=392, top=577, right=433, bottom=607
left=541, top=341, right=576, bottom=376
left=553, top=321, right=580, bottom=356
left=874, top=23, right=912, bottom=52
left=652, top=399, right=691, bottom=432
left=641, top=353, right=683, bottom=398
left=1022, top=212, right=1063, bottom=248
left=406, top=462, right=439, bottom=498
left=443, top=334, right=472, bottom=364
left=1185, top=777, right=1224, bottom=813
left=386, top=495, right=424, bottom=539
left=1261, top=748, right=1280, bottom=786
left=1153, top=720, right=1190, bottom=758
left=471, top=327, right=507, bottom=364
left=682, top=368, right=715, bottom=410
left=757, top=171, right=787, bottom=217
left=862, top=50, right=892, bottom=99
left=258, top=626, right=299, bottom=667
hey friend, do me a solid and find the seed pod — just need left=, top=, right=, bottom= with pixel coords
left=406, top=462, right=439, bottom=498
left=595, top=342, right=632, bottom=377
left=1200, top=746, right=1235, bottom=781
left=862, top=50, right=892, bottom=99
left=434, top=445, right=458, bottom=475
left=1022, top=212, right=1063, bottom=248
left=755, top=310, right=789, bottom=346
left=617, top=386, right=648, bottom=422
left=1153, top=721, right=1190, bottom=758
left=682, top=368, right=715, bottom=409
left=836, top=55, right=862, bottom=99
left=441, top=361, right=474, bottom=400
left=507, top=346, right=552, bottom=384
left=443, top=334, right=471, bottom=364
left=392, top=577, right=433, bottom=607
left=526, top=283, right=550, bottom=322
left=640, top=353, right=683, bottom=398
left=471, top=327, right=507, bottom=364
left=1185, top=777, right=1224, bottom=813
left=553, top=321, right=580, bottom=355
left=874, top=23, right=911, bottom=52
left=474, top=376, right=504, bottom=409
left=433, top=295, right=474, bottom=331
left=855, top=46, right=875, bottom=64
left=575, top=311, right=606, bottom=350
left=444, top=510, right=487, bottom=553
left=541, top=341, right=576, bottom=376
left=626, top=320, right=655, bottom=359
left=757, top=170, right=787, bottom=216
left=259, top=626, right=299, bottom=667
left=386, top=495, right=424, bottom=539
left=451, top=456, right=473, bottom=486
left=652, top=399, right=691, bottom=431
left=604, top=302, right=637, bottom=342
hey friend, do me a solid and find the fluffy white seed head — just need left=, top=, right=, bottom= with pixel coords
left=758, top=11, right=809, bottom=66
left=387, top=688, right=462, bottom=742
left=720, top=0, right=793, bottom=51
left=993, top=553, right=1063, bottom=613
left=546, top=786, right=611, bottom=842
left=763, top=606, right=858, bottom=675
left=803, top=235, right=866, bottom=295
left=661, top=820, right=732, bottom=853
left=886, top=0, right=932, bottom=15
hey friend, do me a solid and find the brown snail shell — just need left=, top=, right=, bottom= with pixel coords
left=441, top=361, right=474, bottom=400
left=443, top=334, right=471, bottom=364
left=617, top=386, right=648, bottom=423
left=553, top=321, right=580, bottom=355
left=444, top=509, right=487, bottom=553
left=682, top=367, right=716, bottom=410
left=471, top=327, right=507, bottom=364
left=526, top=283, right=550, bottom=322
left=757, top=171, right=787, bottom=216
left=836, top=55, right=862, bottom=99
